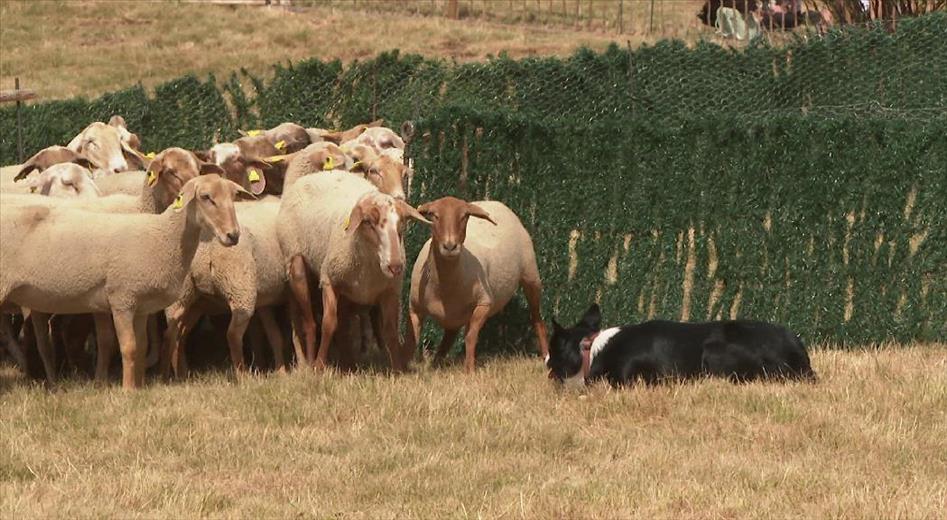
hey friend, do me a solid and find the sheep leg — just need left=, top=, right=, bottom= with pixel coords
left=288, top=255, right=318, bottom=366
left=405, top=307, right=425, bottom=363
left=0, top=313, right=28, bottom=371
left=287, top=298, right=307, bottom=368
left=378, top=290, right=406, bottom=372
left=93, top=313, right=117, bottom=383
left=226, top=309, right=252, bottom=373
left=112, top=310, right=145, bottom=389
left=145, top=314, right=162, bottom=369
left=315, top=283, right=339, bottom=370
left=521, top=278, right=550, bottom=358
left=433, top=328, right=460, bottom=365
left=463, top=305, right=491, bottom=373
left=61, top=314, right=94, bottom=377
left=133, top=314, right=148, bottom=386
left=29, top=310, right=56, bottom=384
left=258, top=307, right=286, bottom=373
left=171, top=307, right=203, bottom=378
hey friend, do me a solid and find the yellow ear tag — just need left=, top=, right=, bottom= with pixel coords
left=323, top=156, right=335, bottom=171
left=349, top=160, right=362, bottom=171
left=343, top=215, right=350, bottom=230
left=264, top=155, right=284, bottom=163
left=147, top=171, right=157, bottom=187
left=172, top=193, right=184, bottom=210
left=275, top=140, right=287, bottom=151
left=248, top=169, right=261, bottom=182
left=145, top=152, right=156, bottom=160
left=246, top=129, right=262, bottom=137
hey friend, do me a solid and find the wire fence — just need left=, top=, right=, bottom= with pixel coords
left=1, top=13, right=944, bottom=348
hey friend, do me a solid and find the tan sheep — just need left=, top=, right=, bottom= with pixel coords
left=0, top=175, right=254, bottom=388
left=406, top=196, right=549, bottom=372
left=277, top=171, right=428, bottom=370
left=66, top=121, right=145, bottom=174
left=281, top=142, right=349, bottom=189
left=161, top=198, right=288, bottom=377
left=2, top=148, right=215, bottom=215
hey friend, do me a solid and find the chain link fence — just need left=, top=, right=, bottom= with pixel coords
left=1, top=13, right=944, bottom=349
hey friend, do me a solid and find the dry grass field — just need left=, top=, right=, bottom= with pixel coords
left=2, top=346, right=946, bottom=518
left=0, top=0, right=638, bottom=101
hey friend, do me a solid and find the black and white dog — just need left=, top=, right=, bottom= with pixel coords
left=546, top=304, right=816, bottom=386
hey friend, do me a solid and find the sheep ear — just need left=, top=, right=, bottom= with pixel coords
left=228, top=179, right=257, bottom=201
left=121, top=141, right=146, bottom=170
left=466, top=203, right=497, bottom=225
left=66, top=126, right=88, bottom=152
left=71, top=154, right=94, bottom=171
left=199, top=162, right=225, bottom=176
left=145, top=156, right=163, bottom=187
left=14, top=161, right=40, bottom=182
left=345, top=203, right=365, bottom=235
left=173, top=180, right=198, bottom=213
left=580, top=304, right=602, bottom=331
left=108, top=115, right=127, bottom=129
left=397, top=200, right=431, bottom=226
left=245, top=160, right=269, bottom=196
left=193, top=150, right=211, bottom=162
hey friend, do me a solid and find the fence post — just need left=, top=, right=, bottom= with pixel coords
left=446, top=0, right=458, bottom=19
left=16, top=77, right=23, bottom=163
left=626, top=40, right=635, bottom=115
left=618, top=0, right=624, bottom=34
left=649, top=0, right=655, bottom=34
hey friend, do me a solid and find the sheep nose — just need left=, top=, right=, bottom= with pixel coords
left=226, top=231, right=240, bottom=245
left=112, top=166, right=122, bottom=174
left=388, top=264, right=404, bottom=276
left=444, top=242, right=459, bottom=252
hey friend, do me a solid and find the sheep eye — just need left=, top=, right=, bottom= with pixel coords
left=200, top=193, right=212, bottom=202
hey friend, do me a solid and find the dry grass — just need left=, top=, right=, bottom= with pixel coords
left=2, top=346, right=945, bottom=518
left=0, top=0, right=637, bottom=101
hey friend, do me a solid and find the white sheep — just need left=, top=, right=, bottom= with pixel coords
left=406, top=196, right=549, bottom=372
left=0, top=175, right=254, bottom=388
left=23, top=163, right=101, bottom=199
left=277, top=171, right=429, bottom=370
left=162, top=197, right=288, bottom=377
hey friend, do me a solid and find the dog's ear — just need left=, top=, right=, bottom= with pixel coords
left=580, top=303, right=602, bottom=331
left=551, top=319, right=564, bottom=335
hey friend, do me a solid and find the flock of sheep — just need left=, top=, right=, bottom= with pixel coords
left=0, top=116, right=549, bottom=389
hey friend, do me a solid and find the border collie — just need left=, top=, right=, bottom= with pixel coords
left=546, top=304, right=815, bottom=386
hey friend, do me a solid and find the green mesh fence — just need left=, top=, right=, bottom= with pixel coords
left=1, top=14, right=944, bottom=350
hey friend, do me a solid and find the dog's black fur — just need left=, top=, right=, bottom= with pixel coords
left=547, top=304, right=815, bottom=386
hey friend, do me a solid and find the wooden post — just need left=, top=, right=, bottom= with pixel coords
left=446, top=0, right=458, bottom=18
left=618, top=0, right=624, bottom=34
left=649, top=0, right=655, bottom=34
left=15, top=77, right=23, bottom=163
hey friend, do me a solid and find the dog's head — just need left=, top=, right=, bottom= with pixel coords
left=547, top=303, right=602, bottom=384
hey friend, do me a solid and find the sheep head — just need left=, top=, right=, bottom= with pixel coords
left=173, top=174, right=255, bottom=247
left=15, top=146, right=94, bottom=181
left=417, top=196, right=496, bottom=259
left=360, top=155, right=408, bottom=200
left=147, top=148, right=225, bottom=210
left=297, top=142, right=347, bottom=173
left=26, top=163, right=101, bottom=199
left=66, top=121, right=141, bottom=175
left=345, top=193, right=429, bottom=278
left=204, top=143, right=270, bottom=196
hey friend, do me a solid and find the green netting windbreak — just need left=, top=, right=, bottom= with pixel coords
left=0, top=14, right=944, bottom=348
left=406, top=108, right=945, bottom=352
